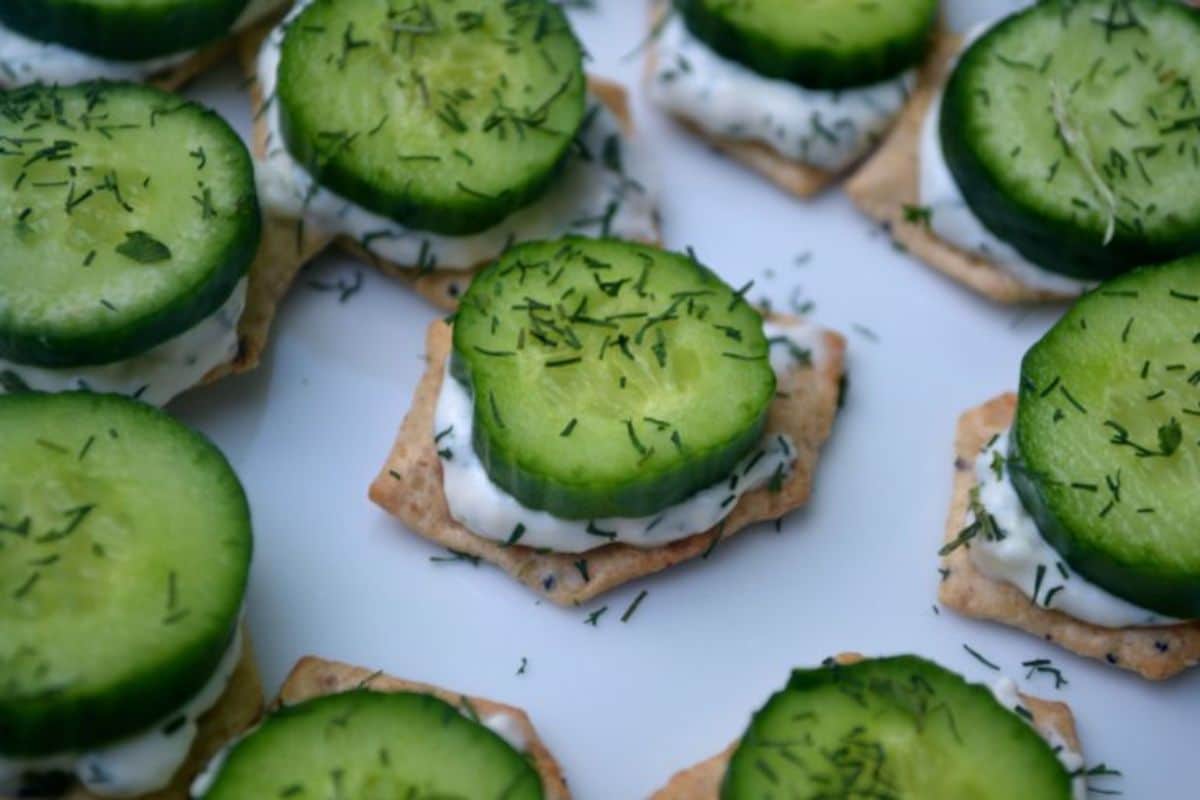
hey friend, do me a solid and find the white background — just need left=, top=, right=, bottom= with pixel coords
left=176, top=2, right=1192, bottom=796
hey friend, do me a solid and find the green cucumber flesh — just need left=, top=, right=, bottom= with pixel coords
left=0, top=0, right=250, bottom=61
left=276, top=0, right=585, bottom=236
left=673, top=0, right=937, bottom=89
left=0, top=82, right=260, bottom=368
left=1012, top=254, right=1200, bottom=617
left=0, top=392, right=251, bottom=756
left=940, top=0, right=1200, bottom=280
left=723, top=655, right=1072, bottom=799
left=452, top=238, right=776, bottom=521
left=198, top=689, right=542, bottom=799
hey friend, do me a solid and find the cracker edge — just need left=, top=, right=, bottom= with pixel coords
left=367, top=315, right=845, bottom=607
left=273, top=656, right=570, bottom=800
left=939, top=394, right=1200, bottom=680
left=234, top=22, right=658, bottom=314
left=842, top=32, right=1076, bottom=305
left=650, top=651, right=1082, bottom=799
left=59, top=627, right=264, bottom=800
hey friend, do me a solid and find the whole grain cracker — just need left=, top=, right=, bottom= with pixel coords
left=940, top=394, right=1200, bottom=680
left=843, top=33, right=1075, bottom=305
left=62, top=628, right=264, bottom=800
left=235, top=23, right=656, bottom=313
left=652, top=651, right=1081, bottom=799
left=368, top=316, right=844, bottom=606
left=274, top=656, right=570, bottom=800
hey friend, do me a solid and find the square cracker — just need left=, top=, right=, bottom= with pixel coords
left=843, top=33, right=1075, bottom=305
left=651, top=652, right=1082, bottom=799
left=235, top=23, right=658, bottom=314
left=940, top=395, right=1200, bottom=680
left=275, top=656, right=570, bottom=800
left=61, top=628, right=264, bottom=800
left=368, top=316, right=844, bottom=606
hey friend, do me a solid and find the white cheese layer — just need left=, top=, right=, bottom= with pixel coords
left=989, top=678, right=1085, bottom=800
left=481, top=711, right=528, bottom=753
left=436, top=318, right=824, bottom=554
left=253, top=2, right=658, bottom=270
left=648, top=15, right=914, bottom=173
left=968, top=430, right=1181, bottom=628
left=0, top=0, right=287, bottom=85
left=0, top=278, right=247, bottom=407
left=0, top=625, right=244, bottom=799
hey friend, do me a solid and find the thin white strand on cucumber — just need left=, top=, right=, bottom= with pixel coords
left=1048, top=82, right=1115, bottom=247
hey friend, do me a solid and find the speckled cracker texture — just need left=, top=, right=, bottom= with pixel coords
left=368, top=316, right=844, bottom=606
left=275, top=656, right=570, bottom=800
left=940, top=394, right=1200, bottom=680
left=843, top=33, right=1075, bottom=305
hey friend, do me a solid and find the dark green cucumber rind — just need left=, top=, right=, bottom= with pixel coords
left=0, top=83, right=261, bottom=367
left=1011, top=256, right=1200, bottom=617
left=199, top=690, right=542, bottom=799
left=939, top=0, right=1200, bottom=280
left=673, top=0, right=937, bottom=90
left=722, top=655, right=1072, bottom=799
left=276, top=0, right=585, bottom=235
left=0, top=0, right=250, bottom=61
left=451, top=238, right=775, bottom=520
left=0, top=393, right=252, bottom=755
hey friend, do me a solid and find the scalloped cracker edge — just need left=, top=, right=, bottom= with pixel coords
left=843, top=32, right=1075, bottom=305
left=651, top=651, right=1081, bottom=799
left=274, top=656, right=570, bottom=800
left=367, top=316, right=844, bottom=606
left=940, top=394, right=1200, bottom=680
left=62, top=627, right=264, bottom=800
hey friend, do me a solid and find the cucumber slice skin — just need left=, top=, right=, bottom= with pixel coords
left=1012, top=255, right=1200, bottom=618
left=0, top=392, right=251, bottom=756
left=199, top=690, right=542, bottom=799
left=0, top=0, right=250, bottom=61
left=451, top=238, right=776, bottom=521
left=939, top=0, right=1200, bottom=280
left=673, top=0, right=937, bottom=90
left=0, top=82, right=261, bottom=368
left=722, top=655, right=1072, bottom=799
left=276, top=0, right=586, bottom=236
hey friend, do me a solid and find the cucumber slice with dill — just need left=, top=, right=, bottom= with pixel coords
left=275, top=0, right=585, bottom=236
left=197, top=689, right=542, bottom=799
left=0, top=82, right=260, bottom=368
left=1012, top=255, right=1200, bottom=617
left=0, top=392, right=251, bottom=757
left=451, top=238, right=776, bottom=520
left=940, top=0, right=1200, bottom=280
left=722, top=656, right=1073, bottom=799
left=0, top=0, right=251, bottom=61
left=673, top=0, right=937, bottom=89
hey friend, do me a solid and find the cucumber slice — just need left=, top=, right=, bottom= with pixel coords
left=940, top=0, right=1200, bottom=280
left=1012, top=255, right=1200, bottom=618
left=0, top=82, right=260, bottom=368
left=197, top=689, right=541, bottom=799
left=0, top=392, right=251, bottom=757
left=673, top=0, right=937, bottom=89
left=275, top=0, right=586, bottom=236
left=0, top=0, right=250, bottom=61
left=451, top=238, right=775, bottom=521
left=723, top=656, right=1072, bottom=799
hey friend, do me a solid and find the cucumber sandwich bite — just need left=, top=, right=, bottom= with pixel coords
left=244, top=0, right=659, bottom=312
left=647, top=0, right=937, bottom=197
left=191, top=656, right=569, bottom=799
left=0, top=0, right=289, bottom=88
left=849, top=0, right=1200, bottom=303
left=370, top=237, right=845, bottom=605
left=0, top=82, right=266, bottom=406
left=0, top=392, right=261, bottom=798
left=654, top=653, right=1088, bottom=800
left=940, top=255, right=1200, bottom=679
